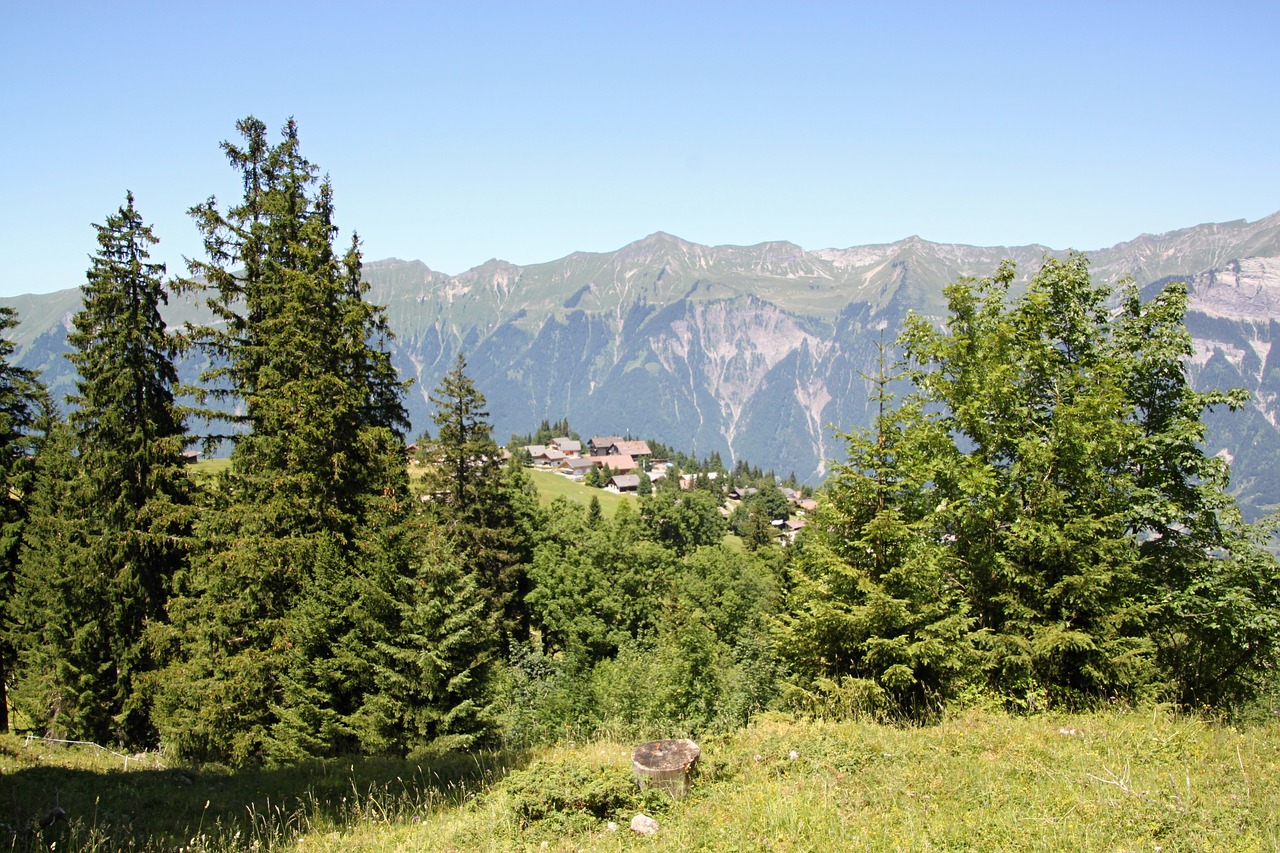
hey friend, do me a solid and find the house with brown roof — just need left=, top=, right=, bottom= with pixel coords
left=558, top=457, right=596, bottom=479
left=588, top=454, right=637, bottom=473
left=608, top=439, right=651, bottom=460
left=588, top=435, right=624, bottom=456
left=526, top=445, right=566, bottom=466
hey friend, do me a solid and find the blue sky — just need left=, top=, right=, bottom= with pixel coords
left=3, top=1, right=1278, bottom=297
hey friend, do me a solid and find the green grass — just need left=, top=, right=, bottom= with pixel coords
left=5, top=706, right=1278, bottom=851
left=379, top=707, right=1280, bottom=852
left=0, top=735, right=520, bottom=851
left=189, top=457, right=231, bottom=482
left=526, top=467, right=636, bottom=518
left=409, top=464, right=635, bottom=519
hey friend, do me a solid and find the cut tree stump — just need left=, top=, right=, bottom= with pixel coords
left=632, top=738, right=700, bottom=799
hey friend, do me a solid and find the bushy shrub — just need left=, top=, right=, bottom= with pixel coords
left=500, top=758, right=669, bottom=832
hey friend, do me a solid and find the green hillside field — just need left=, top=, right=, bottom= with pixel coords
left=525, top=467, right=635, bottom=516
left=4, top=705, right=1277, bottom=851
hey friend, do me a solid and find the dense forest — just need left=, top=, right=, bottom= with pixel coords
left=1, top=118, right=1277, bottom=768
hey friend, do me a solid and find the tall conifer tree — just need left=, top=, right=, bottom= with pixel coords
left=0, top=308, right=48, bottom=734
left=12, top=193, right=189, bottom=746
left=156, top=118, right=412, bottom=764
left=423, top=354, right=535, bottom=645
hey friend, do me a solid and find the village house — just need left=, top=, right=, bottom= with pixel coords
left=558, top=457, right=596, bottom=479
left=609, top=473, right=641, bottom=492
left=525, top=445, right=567, bottom=467
left=769, top=517, right=807, bottom=542
left=587, top=453, right=638, bottom=473
left=549, top=437, right=581, bottom=457
left=587, top=436, right=623, bottom=456
left=607, top=439, right=651, bottom=461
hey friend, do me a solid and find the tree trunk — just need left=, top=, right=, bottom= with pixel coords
left=632, top=738, right=699, bottom=799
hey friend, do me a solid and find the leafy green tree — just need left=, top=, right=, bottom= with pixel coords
left=13, top=193, right=191, bottom=747
left=891, top=253, right=1279, bottom=707
left=554, top=542, right=781, bottom=733
left=156, top=118, right=412, bottom=764
left=1112, top=280, right=1279, bottom=706
left=746, top=484, right=791, bottom=522
left=526, top=499, right=674, bottom=662
left=675, top=545, right=779, bottom=648
left=0, top=309, right=48, bottom=733
left=639, top=489, right=727, bottom=556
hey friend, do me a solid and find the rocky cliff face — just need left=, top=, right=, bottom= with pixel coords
left=7, top=215, right=1280, bottom=516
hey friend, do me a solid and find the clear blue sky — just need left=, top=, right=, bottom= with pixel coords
left=3, top=1, right=1278, bottom=297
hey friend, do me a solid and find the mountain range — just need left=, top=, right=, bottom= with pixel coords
left=5, top=214, right=1280, bottom=517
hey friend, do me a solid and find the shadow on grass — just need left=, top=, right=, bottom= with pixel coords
left=0, top=742, right=529, bottom=851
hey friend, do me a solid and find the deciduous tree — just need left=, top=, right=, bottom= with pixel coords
left=895, top=254, right=1277, bottom=706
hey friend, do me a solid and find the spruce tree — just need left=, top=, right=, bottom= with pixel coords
left=156, top=118, right=412, bottom=764
left=0, top=308, right=49, bottom=734
left=351, top=525, right=498, bottom=757
left=13, top=193, right=190, bottom=747
left=777, top=340, right=977, bottom=717
left=9, top=423, right=103, bottom=737
left=422, top=353, right=534, bottom=645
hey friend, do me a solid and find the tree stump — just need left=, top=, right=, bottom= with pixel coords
left=632, top=738, right=700, bottom=799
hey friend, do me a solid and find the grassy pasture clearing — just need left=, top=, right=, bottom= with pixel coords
left=4, top=706, right=1277, bottom=851
left=189, top=456, right=230, bottom=481
left=525, top=467, right=636, bottom=517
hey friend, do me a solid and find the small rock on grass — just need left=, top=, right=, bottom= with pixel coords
left=631, top=814, right=659, bottom=836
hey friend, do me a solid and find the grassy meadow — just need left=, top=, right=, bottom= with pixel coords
left=4, top=705, right=1278, bottom=851
left=189, top=456, right=231, bottom=482
left=525, top=467, right=635, bottom=517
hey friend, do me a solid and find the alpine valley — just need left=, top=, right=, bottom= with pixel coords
left=5, top=214, right=1280, bottom=517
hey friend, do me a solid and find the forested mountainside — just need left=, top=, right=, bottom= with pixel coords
left=5, top=214, right=1280, bottom=515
